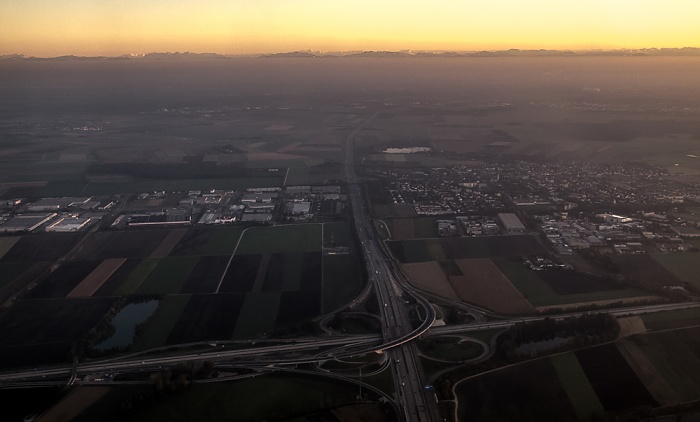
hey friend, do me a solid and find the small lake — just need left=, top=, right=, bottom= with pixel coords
left=96, top=300, right=159, bottom=350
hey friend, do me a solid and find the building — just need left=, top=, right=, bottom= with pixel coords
left=241, top=213, right=272, bottom=222
left=497, top=213, right=526, bottom=233
left=26, top=197, right=94, bottom=212
left=292, top=202, right=312, bottom=215
left=0, top=213, right=56, bottom=233
left=45, top=216, right=93, bottom=232
left=246, top=204, right=275, bottom=213
left=241, top=193, right=278, bottom=203
left=671, top=225, right=700, bottom=238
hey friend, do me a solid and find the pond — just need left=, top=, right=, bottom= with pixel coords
left=96, top=300, right=159, bottom=350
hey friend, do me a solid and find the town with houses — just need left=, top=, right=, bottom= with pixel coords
left=368, top=159, right=700, bottom=254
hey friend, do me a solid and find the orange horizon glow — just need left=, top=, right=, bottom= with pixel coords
left=1, top=0, right=699, bottom=57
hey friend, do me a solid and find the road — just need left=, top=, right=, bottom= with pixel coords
left=0, top=334, right=383, bottom=386
left=344, top=112, right=439, bottom=422
left=429, top=301, right=700, bottom=336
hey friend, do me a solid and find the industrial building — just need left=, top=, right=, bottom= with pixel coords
left=45, top=215, right=94, bottom=232
left=291, top=202, right=312, bottom=215
left=0, top=213, right=57, bottom=233
left=25, top=197, right=95, bottom=212
left=497, top=213, right=526, bottom=233
left=671, top=225, right=700, bottom=238
left=241, top=193, right=278, bottom=203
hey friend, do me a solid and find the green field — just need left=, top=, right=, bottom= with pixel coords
left=132, top=295, right=191, bottom=351
left=232, top=292, right=282, bottom=339
left=202, top=227, right=245, bottom=255
left=135, top=256, right=199, bottom=295
left=0, top=236, right=20, bottom=260
left=114, top=258, right=160, bottom=296
left=280, top=253, right=304, bottom=291
left=284, top=166, right=342, bottom=186
left=550, top=352, right=605, bottom=420
left=323, top=222, right=355, bottom=245
left=322, top=254, right=364, bottom=313
left=236, top=225, right=322, bottom=254
left=495, top=259, right=557, bottom=306
left=323, top=223, right=367, bottom=312
left=652, top=253, right=700, bottom=290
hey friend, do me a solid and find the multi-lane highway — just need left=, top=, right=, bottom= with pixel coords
left=344, top=112, right=438, bottom=422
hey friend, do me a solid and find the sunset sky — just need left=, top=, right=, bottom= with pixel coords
left=2, top=0, right=699, bottom=56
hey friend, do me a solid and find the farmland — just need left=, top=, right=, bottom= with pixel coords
left=494, top=258, right=649, bottom=309
left=450, top=259, right=534, bottom=314
left=550, top=353, right=605, bottom=420
left=0, top=297, right=116, bottom=367
left=389, top=218, right=442, bottom=240
left=235, top=224, right=322, bottom=254
left=401, top=262, right=460, bottom=302
left=0, top=236, right=19, bottom=259
left=387, top=235, right=546, bottom=263
left=631, top=327, right=700, bottom=403
left=454, top=358, right=578, bottom=421
left=0, top=233, right=81, bottom=263
left=641, top=307, right=700, bottom=330
left=399, top=253, right=649, bottom=313
left=0, top=222, right=366, bottom=366
left=67, top=259, right=127, bottom=298
left=611, top=254, right=683, bottom=288
left=651, top=253, right=700, bottom=291
left=58, top=373, right=392, bottom=422
left=452, top=336, right=673, bottom=421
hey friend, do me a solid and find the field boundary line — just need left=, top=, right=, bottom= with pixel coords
left=216, top=227, right=249, bottom=293
left=321, top=222, right=325, bottom=313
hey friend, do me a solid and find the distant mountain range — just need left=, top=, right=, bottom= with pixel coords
left=2, top=48, right=700, bottom=61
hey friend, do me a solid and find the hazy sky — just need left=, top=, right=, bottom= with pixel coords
left=2, top=0, right=699, bottom=56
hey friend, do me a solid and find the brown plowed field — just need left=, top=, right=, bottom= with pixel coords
left=401, top=262, right=459, bottom=301
left=391, top=219, right=414, bottom=240
left=38, top=386, right=111, bottom=422
left=452, top=258, right=534, bottom=314
left=150, top=228, right=188, bottom=257
left=67, top=258, right=126, bottom=298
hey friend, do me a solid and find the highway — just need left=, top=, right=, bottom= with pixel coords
left=0, top=334, right=383, bottom=386
left=344, top=112, right=439, bottom=422
left=428, top=301, right=700, bottom=336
